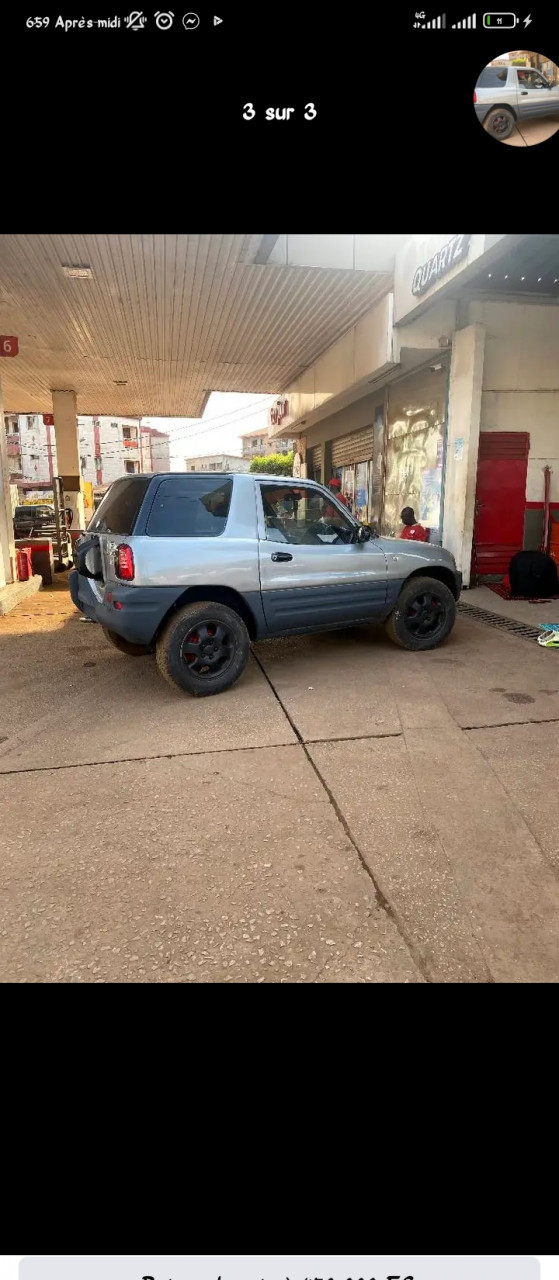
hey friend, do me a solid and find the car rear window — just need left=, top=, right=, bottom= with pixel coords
left=146, top=476, right=233, bottom=537
left=477, top=66, right=509, bottom=87
left=88, top=476, right=152, bottom=534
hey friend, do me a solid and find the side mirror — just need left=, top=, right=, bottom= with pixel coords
left=357, top=525, right=371, bottom=543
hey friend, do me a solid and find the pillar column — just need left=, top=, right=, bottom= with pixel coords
left=0, top=374, right=16, bottom=587
left=442, top=323, right=485, bottom=586
left=52, top=390, right=85, bottom=530
left=293, top=436, right=307, bottom=478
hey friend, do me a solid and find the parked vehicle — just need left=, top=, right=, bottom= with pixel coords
left=474, top=64, right=559, bottom=139
left=14, top=504, right=56, bottom=538
left=70, top=473, right=462, bottom=696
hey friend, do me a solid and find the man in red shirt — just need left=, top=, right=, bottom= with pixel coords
left=400, top=506, right=429, bottom=542
left=327, top=476, right=348, bottom=506
left=324, top=476, right=349, bottom=520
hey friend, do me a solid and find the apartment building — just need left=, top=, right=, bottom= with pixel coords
left=3, top=413, right=171, bottom=486
left=240, top=427, right=294, bottom=459
left=185, top=453, right=250, bottom=473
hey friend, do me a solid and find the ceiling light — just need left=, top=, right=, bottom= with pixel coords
left=488, top=273, right=492, bottom=278
left=538, top=277, right=542, bottom=282
left=61, top=264, right=93, bottom=279
left=504, top=274, right=509, bottom=279
left=521, top=276, right=525, bottom=281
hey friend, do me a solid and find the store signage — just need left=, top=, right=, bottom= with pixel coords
left=0, top=335, right=19, bottom=356
left=411, top=235, right=471, bottom=297
left=43, top=414, right=54, bottom=426
left=270, top=398, right=289, bottom=427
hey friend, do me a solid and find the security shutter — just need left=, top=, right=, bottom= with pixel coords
left=331, top=426, right=374, bottom=469
left=307, top=443, right=322, bottom=475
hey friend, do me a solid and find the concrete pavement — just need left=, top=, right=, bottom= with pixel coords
left=500, top=117, right=559, bottom=146
left=2, top=578, right=559, bottom=981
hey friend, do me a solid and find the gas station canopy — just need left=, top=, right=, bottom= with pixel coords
left=0, top=234, right=409, bottom=418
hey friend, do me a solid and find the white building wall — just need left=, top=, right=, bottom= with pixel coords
left=150, top=434, right=171, bottom=472
left=473, top=300, right=559, bottom=504
left=186, top=454, right=250, bottom=472
left=442, top=325, right=486, bottom=585
left=268, top=291, right=396, bottom=439
left=18, top=414, right=56, bottom=483
left=78, top=416, right=145, bottom=483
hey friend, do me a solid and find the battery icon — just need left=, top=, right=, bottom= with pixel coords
left=483, top=11, right=518, bottom=24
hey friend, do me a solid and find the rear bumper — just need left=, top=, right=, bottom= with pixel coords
left=69, top=571, right=183, bottom=645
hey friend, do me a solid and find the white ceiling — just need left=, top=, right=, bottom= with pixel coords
left=0, top=234, right=396, bottom=418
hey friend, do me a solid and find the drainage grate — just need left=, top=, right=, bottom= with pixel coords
left=457, top=600, right=542, bottom=642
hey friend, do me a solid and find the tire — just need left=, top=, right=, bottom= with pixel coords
left=483, top=107, right=515, bottom=140
left=385, top=576, right=456, bottom=651
left=156, top=601, right=250, bottom=696
left=102, top=626, right=153, bottom=657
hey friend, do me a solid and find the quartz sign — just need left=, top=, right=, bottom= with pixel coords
left=411, top=234, right=471, bottom=297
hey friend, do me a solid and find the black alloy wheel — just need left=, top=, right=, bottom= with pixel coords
left=180, top=620, right=235, bottom=677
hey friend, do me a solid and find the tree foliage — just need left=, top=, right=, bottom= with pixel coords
left=249, top=451, right=294, bottom=476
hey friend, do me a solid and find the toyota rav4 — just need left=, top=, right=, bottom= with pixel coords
left=70, top=472, right=462, bottom=696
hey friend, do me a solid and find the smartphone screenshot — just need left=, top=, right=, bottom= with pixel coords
left=3, top=1, right=558, bottom=189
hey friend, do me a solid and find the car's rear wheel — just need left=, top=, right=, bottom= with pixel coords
left=156, top=601, right=250, bottom=696
left=385, top=576, right=456, bottom=651
left=483, top=107, right=515, bottom=139
left=102, top=626, right=153, bottom=656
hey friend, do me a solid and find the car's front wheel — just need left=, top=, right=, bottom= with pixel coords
left=156, top=601, right=250, bottom=696
left=385, top=576, right=456, bottom=651
left=483, top=107, right=515, bottom=139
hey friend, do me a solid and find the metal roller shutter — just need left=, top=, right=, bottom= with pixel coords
left=308, top=443, right=322, bottom=473
left=331, top=426, right=374, bottom=469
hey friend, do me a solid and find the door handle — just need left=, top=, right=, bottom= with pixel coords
left=521, top=90, right=528, bottom=95
left=271, top=551, right=293, bottom=562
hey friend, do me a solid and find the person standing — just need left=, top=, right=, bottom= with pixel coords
left=327, top=476, right=348, bottom=506
left=400, top=506, right=429, bottom=542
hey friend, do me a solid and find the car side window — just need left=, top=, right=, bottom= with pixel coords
left=259, top=484, right=356, bottom=546
left=146, top=477, right=233, bottom=537
left=519, top=70, right=546, bottom=89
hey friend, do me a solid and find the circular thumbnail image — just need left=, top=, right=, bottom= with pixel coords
left=474, top=51, right=559, bottom=145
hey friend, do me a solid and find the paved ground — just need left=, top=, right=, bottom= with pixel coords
left=2, top=577, right=559, bottom=982
left=467, top=584, right=559, bottom=626
left=499, top=117, right=559, bottom=147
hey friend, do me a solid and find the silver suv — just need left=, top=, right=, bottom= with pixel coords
left=474, top=63, right=559, bottom=139
left=70, top=473, right=462, bottom=697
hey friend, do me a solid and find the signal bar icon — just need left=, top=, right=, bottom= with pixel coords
left=414, top=11, right=446, bottom=25
left=452, top=10, right=476, bottom=23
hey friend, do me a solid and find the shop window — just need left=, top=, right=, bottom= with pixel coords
left=382, top=366, right=447, bottom=538
left=332, top=461, right=372, bottom=523
left=260, top=483, right=355, bottom=545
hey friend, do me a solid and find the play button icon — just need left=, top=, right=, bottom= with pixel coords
left=213, top=14, right=223, bottom=22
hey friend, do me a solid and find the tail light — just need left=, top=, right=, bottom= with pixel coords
left=473, top=90, right=477, bottom=102
left=115, top=544, right=135, bottom=580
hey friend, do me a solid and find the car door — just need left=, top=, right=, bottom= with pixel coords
left=516, top=67, right=559, bottom=118
left=257, top=480, right=387, bottom=633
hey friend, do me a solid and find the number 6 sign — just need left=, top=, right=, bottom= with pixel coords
left=0, top=336, right=19, bottom=356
